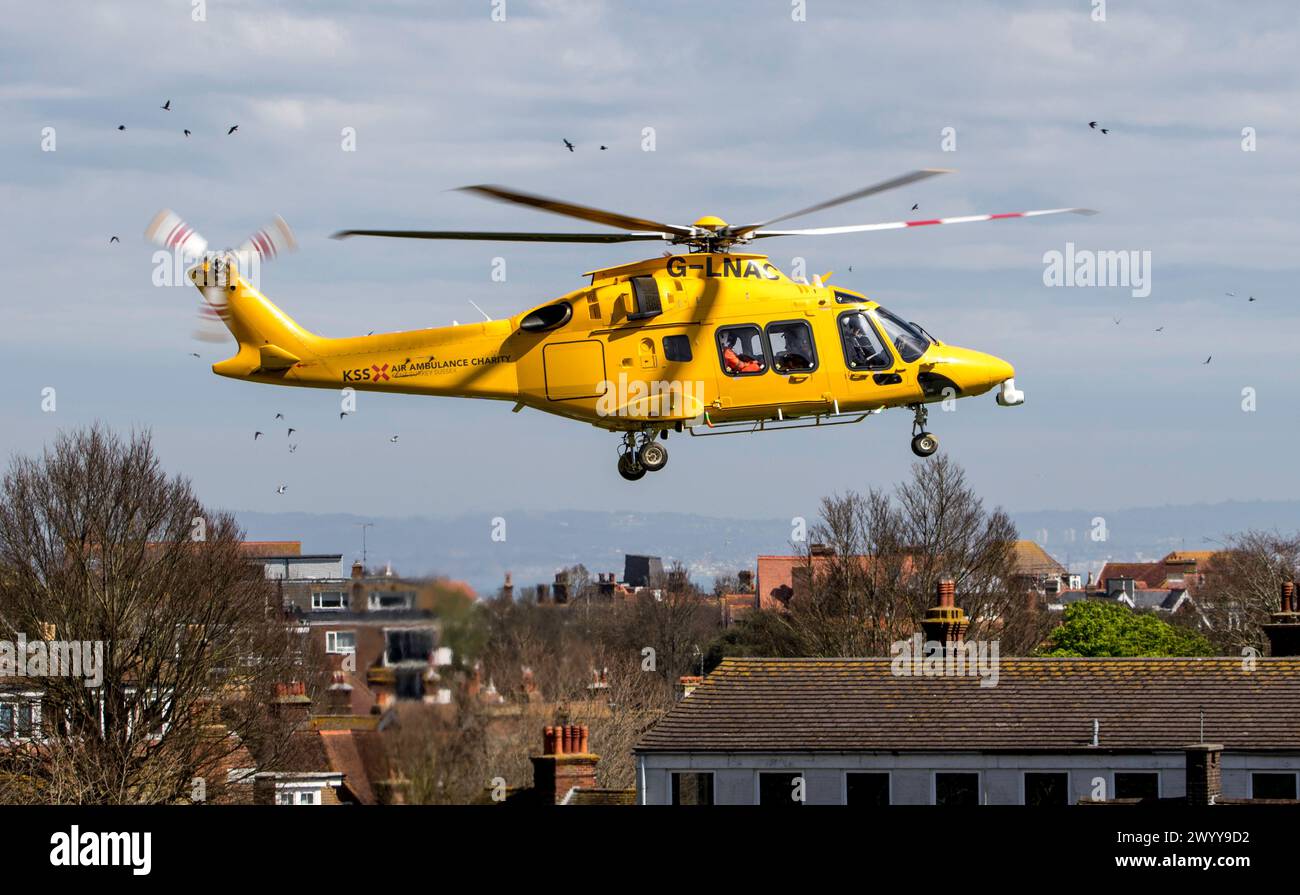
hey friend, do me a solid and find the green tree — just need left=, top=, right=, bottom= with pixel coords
left=1038, top=600, right=1215, bottom=657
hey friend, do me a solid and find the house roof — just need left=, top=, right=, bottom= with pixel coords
left=1010, top=540, right=1066, bottom=577
left=1097, top=561, right=1165, bottom=588
left=634, top=657, right=1300, bottom=754
left=239, top=541, right=303, bottom=557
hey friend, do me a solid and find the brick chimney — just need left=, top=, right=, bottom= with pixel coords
left=349, top=559, right=366, bottom=613
left=553, top=571, right=569, bottom=604
left=530, top=724, right=598, bottom=804
left=273, top=680, right=312, bottom=727
left=503, top=571, right=513, bottom=601
left=921, top=579, right=969, bottom=647
left=1263, top=581, right=1300, bottom=657
left=737, top=569, right=754, bottom=592
left=1185, top=743, right=1223, bottom=806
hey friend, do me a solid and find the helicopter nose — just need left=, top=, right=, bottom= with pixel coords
left=929, top=348, right=1015, bottom=397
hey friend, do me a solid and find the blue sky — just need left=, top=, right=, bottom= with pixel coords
left=3, top=0, right=1298, bottom=529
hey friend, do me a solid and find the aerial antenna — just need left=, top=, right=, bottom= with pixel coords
left=468, top=299, right=492, bottom=321
left=355, top=521, right=374, bottom=567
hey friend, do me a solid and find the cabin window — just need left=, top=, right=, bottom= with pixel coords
left=663, top=335, right=692, bottom=362
left=765, top=320, right=817, bottom=373
left=627, top=276, right=663, bottom=321
left=520, top=302, right=572, bottom=333
left=839, top=311, right=891, bottom=370
left=716, top=325, right=767, bottom=377
left=873, top=306, right=930, bottom=363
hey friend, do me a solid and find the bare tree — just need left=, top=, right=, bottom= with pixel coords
left=767, top=456, right=1051, bottom=657
left=1193, top=531, right=1300, bottom=654
left=0, top=426, right=320, bottom=804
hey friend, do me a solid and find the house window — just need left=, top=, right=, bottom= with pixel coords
left=766, top=320, right=817, bottom=373
left=1114, top=772, right=1159, bottom=800
left=312, top=590, right=347, bottom=610
left=325, top=630, right=356, bottom=654
left=386, top=628, right=435, bottom=664
left=368, top=591, right=414, bottom=610
left=662, top=335, right=692, bottom=363
left=671, top=772, right=714, bottom=806
left=758, top=772, right=804, bottom=807
left=0, top=704, right=13, bottom=737
left=1024, top=772, right=1070, bottom=806
left=1251, top=772, right=1298, bottom=800
left=846, top=772, right=890, bottom=806
left=716, top=325, right=767, bottom=376
left=934, top=772, right=980, bottom=806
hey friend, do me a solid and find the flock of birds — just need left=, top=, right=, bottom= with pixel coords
left=115, top=98, right=237, bottom=138
left=250, top=411, right=401, bottom=495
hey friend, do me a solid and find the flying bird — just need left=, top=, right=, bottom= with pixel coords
left=190, top=352, right=200, bottom=358
left=911, top=204, right=919, bottom=211
left=287, top=427, right=296, bottom=437
left=276, top=485, right=287, bottom=494
left=109, top=236, right=119, bottom=243
left=227, top=124, right=238, bottom=135
left=161, top=100, right=171, bottom=111
left=1203, top=355, right=1213, bottom=365
left=1248, top=296, right=1256, bottom=302
left=1154, top=326, right=1164, bottom=332
left=117, top=125, right=125, bottom=131
left=1113, top=318, right=1121, bottom=325
left=1089, top=121, right=1098, bottom=129
left=253, top=431, right=263, bottom=440
left=389, top=435, right=399, bottom=443
left=339, top=411, right=350, bottom=419
left=600, top=145, right=608, bottom=150
left=183, top=129, right=191, bottom=137
left=563, top=139, right=574, bottom=152
left=274, top=413, right=284, bottom=420
left=1100, top=128, right=1109, bottom=134
left=1225, top=292, right=1236, bottom=297
left=289, top=444, right=298, bottom=453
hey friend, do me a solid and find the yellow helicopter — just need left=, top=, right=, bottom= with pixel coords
left=148, top=169, right=1094, bottom=481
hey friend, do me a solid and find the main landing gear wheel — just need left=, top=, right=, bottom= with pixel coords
left=638, top=440, right=668, bottom=472
left=909, top=403, right=938, bottom=458
left=617, top=451, right=646, bottom=481
left=911, top=432, right=939, bottom=457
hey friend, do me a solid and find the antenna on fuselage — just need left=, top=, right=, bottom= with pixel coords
left=468, top=299, right=492, bottom=321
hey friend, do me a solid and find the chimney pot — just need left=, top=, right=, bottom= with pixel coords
left=937, top=578, right=956, bottom=608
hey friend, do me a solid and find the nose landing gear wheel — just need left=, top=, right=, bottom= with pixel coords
left=617, top=452, right=646, bottom=481
left=911, top=432, right=939, bottom=457
left=638, top=441, right=668, bottom=472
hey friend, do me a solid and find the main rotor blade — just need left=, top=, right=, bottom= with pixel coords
left=458, top=184, right=693, bottom=236
left=750, top=206, right=1098, bottom=238
left=728, top=169, right=954, bottom=238
left=331, top=229, right=670, bottom=244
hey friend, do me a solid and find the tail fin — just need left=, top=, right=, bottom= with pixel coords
left=190, top=257, right=322, bottom=378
